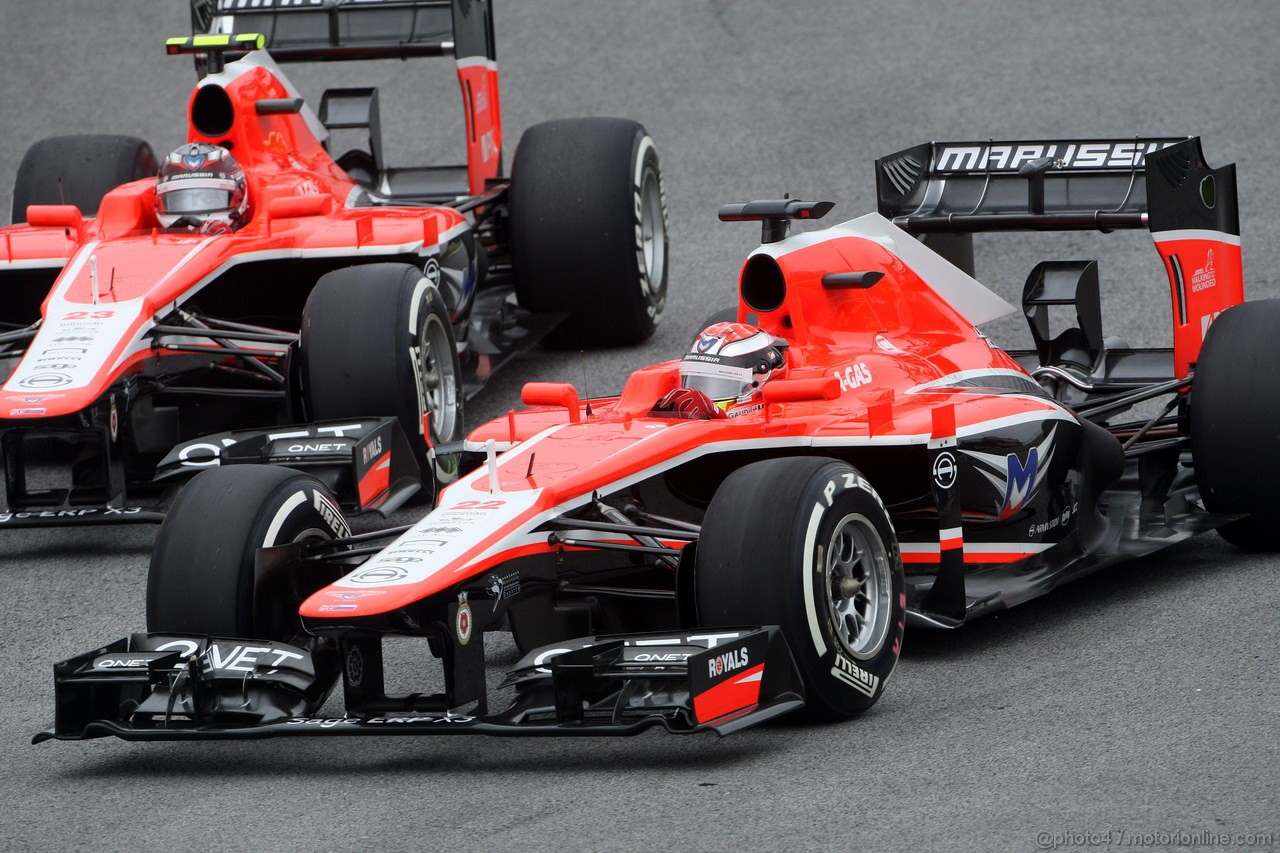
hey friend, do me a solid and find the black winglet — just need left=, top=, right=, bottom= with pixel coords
left=822, top=271, right=884, bottom=290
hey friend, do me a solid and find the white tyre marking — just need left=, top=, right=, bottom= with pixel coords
left=263, top=490, right=308, bottom=547
left=633, top=135, right=655, bottom=187
left=802, top=501, right=828, bottom=657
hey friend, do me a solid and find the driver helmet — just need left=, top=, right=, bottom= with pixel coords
left=680, top=321, right=788, bottom=416
left=154, top=143, right=248, bottom=232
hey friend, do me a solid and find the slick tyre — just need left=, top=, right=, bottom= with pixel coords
left=696, top=457, right=905, bottom=720
left=147, top=465, right=350, bottom=642
left=12, top=134, right=156, bottom=222
left=510, top=117, right=668, bottom=347
left=1191, top=299, right=1280, bottom=550
left=301, top=263, right=464, bottom=490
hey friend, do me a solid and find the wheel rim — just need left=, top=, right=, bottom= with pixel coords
left=639, top=165, right=666, bottom=299
left=823, top=513, right=892, bottom=660
left=418, top=310, right=459, bottom=443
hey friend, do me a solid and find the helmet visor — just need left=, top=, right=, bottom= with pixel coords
left=679, top=360, right=754, bottom=402
left=157, top=188, right=233, bottom=215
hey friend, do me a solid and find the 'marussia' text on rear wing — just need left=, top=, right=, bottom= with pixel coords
left=876, top=137, right=1237, bottom=236
left=877, top=136, right=1241, bottom=374
left=191, top=0, right=494, bottom=63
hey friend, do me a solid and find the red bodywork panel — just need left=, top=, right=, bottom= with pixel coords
left=456, top=59, right=503, bottom=194
left=1153, top=232, right=1244, bottom=375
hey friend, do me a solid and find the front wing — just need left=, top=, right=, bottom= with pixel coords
left=34, top=628, right=804, bottom=743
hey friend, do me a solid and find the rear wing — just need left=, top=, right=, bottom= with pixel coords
left=877, top=137, right=1238, bottom=236
left=190, top=0, right=495, bottom=63
left=877, top=136, right=1242, bottom=376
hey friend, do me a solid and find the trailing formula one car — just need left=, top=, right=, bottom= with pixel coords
left=0, top=0, right=668, bottom=527
left=39, top=135, right=1274, bottom=743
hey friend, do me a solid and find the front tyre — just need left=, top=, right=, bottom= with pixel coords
left=696, top=457, right=906, bottom=720
left=510, top=117, right=668, bottom=347
left=147, top=465, right=350, bottom=642
left=301, top=263, right=464, bottom=490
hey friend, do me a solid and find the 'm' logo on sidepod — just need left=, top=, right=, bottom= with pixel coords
left=961, top=426, right=1056, bottom=519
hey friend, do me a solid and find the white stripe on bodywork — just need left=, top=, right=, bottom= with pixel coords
left=1150, top=229, right=1241, bottom=246
left=951, top=405, right=1078, bottom=437
left=455, top=57, right=498, bottom=71
left=49, top=241, right=98, bottom=283
left=0, top=257, right=68, bottom=270
left=151, top=240, right=215, bottom=292
left=909, top=368, right=1041, bottom=391
left=963, top=542, right=1054, bottom=554
left=899, top=541, right=1054, bottom=555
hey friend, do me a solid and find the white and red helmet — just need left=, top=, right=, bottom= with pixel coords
left=680, top=322, right=788, bottom=413
left=154, top=143, right=248, bottom=231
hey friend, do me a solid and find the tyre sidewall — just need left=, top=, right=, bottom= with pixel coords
left=406, top=279, right=465, bottom=485
left=787, top=466, right=905, bottom=716
left=510, top=118, right=667, bottom=346
left=628, top=131, right=668, bottom=335
left=695, top=458, right=905, bottom=719
left=147, top=467, right=349, bottom=639
left=301, top=263, right=464, bottom=488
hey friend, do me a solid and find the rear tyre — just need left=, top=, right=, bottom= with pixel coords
left=301, top=263, right=464, bottom=490
left=147, top=465, right=350, bottom=643
left=510, top=117, right=667, bottom=347
left=1190, top=299, right=1280, bottom=550
left=696, top=457, right=905, bottom=720
left=12, top=134, right=156, bottom=222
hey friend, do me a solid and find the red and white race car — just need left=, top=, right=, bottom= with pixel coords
left=1, top=0, right=667, bottom=527
left=38, top=135, right=1277, bottom=743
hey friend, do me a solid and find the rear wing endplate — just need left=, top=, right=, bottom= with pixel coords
left=190, top=0, right=495, bottom=63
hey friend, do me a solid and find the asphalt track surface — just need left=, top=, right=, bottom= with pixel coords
left=1, top=2, right=1278, bottom=851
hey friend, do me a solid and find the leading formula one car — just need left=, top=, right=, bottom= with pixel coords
left=38, top=136, right=1276, bottom=743
left=0, top=0, right=668, bottom=528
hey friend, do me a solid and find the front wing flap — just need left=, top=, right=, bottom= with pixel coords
left=35, top=628, right=804, bottom=743
left=153, top=417, right=421, bottom=514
